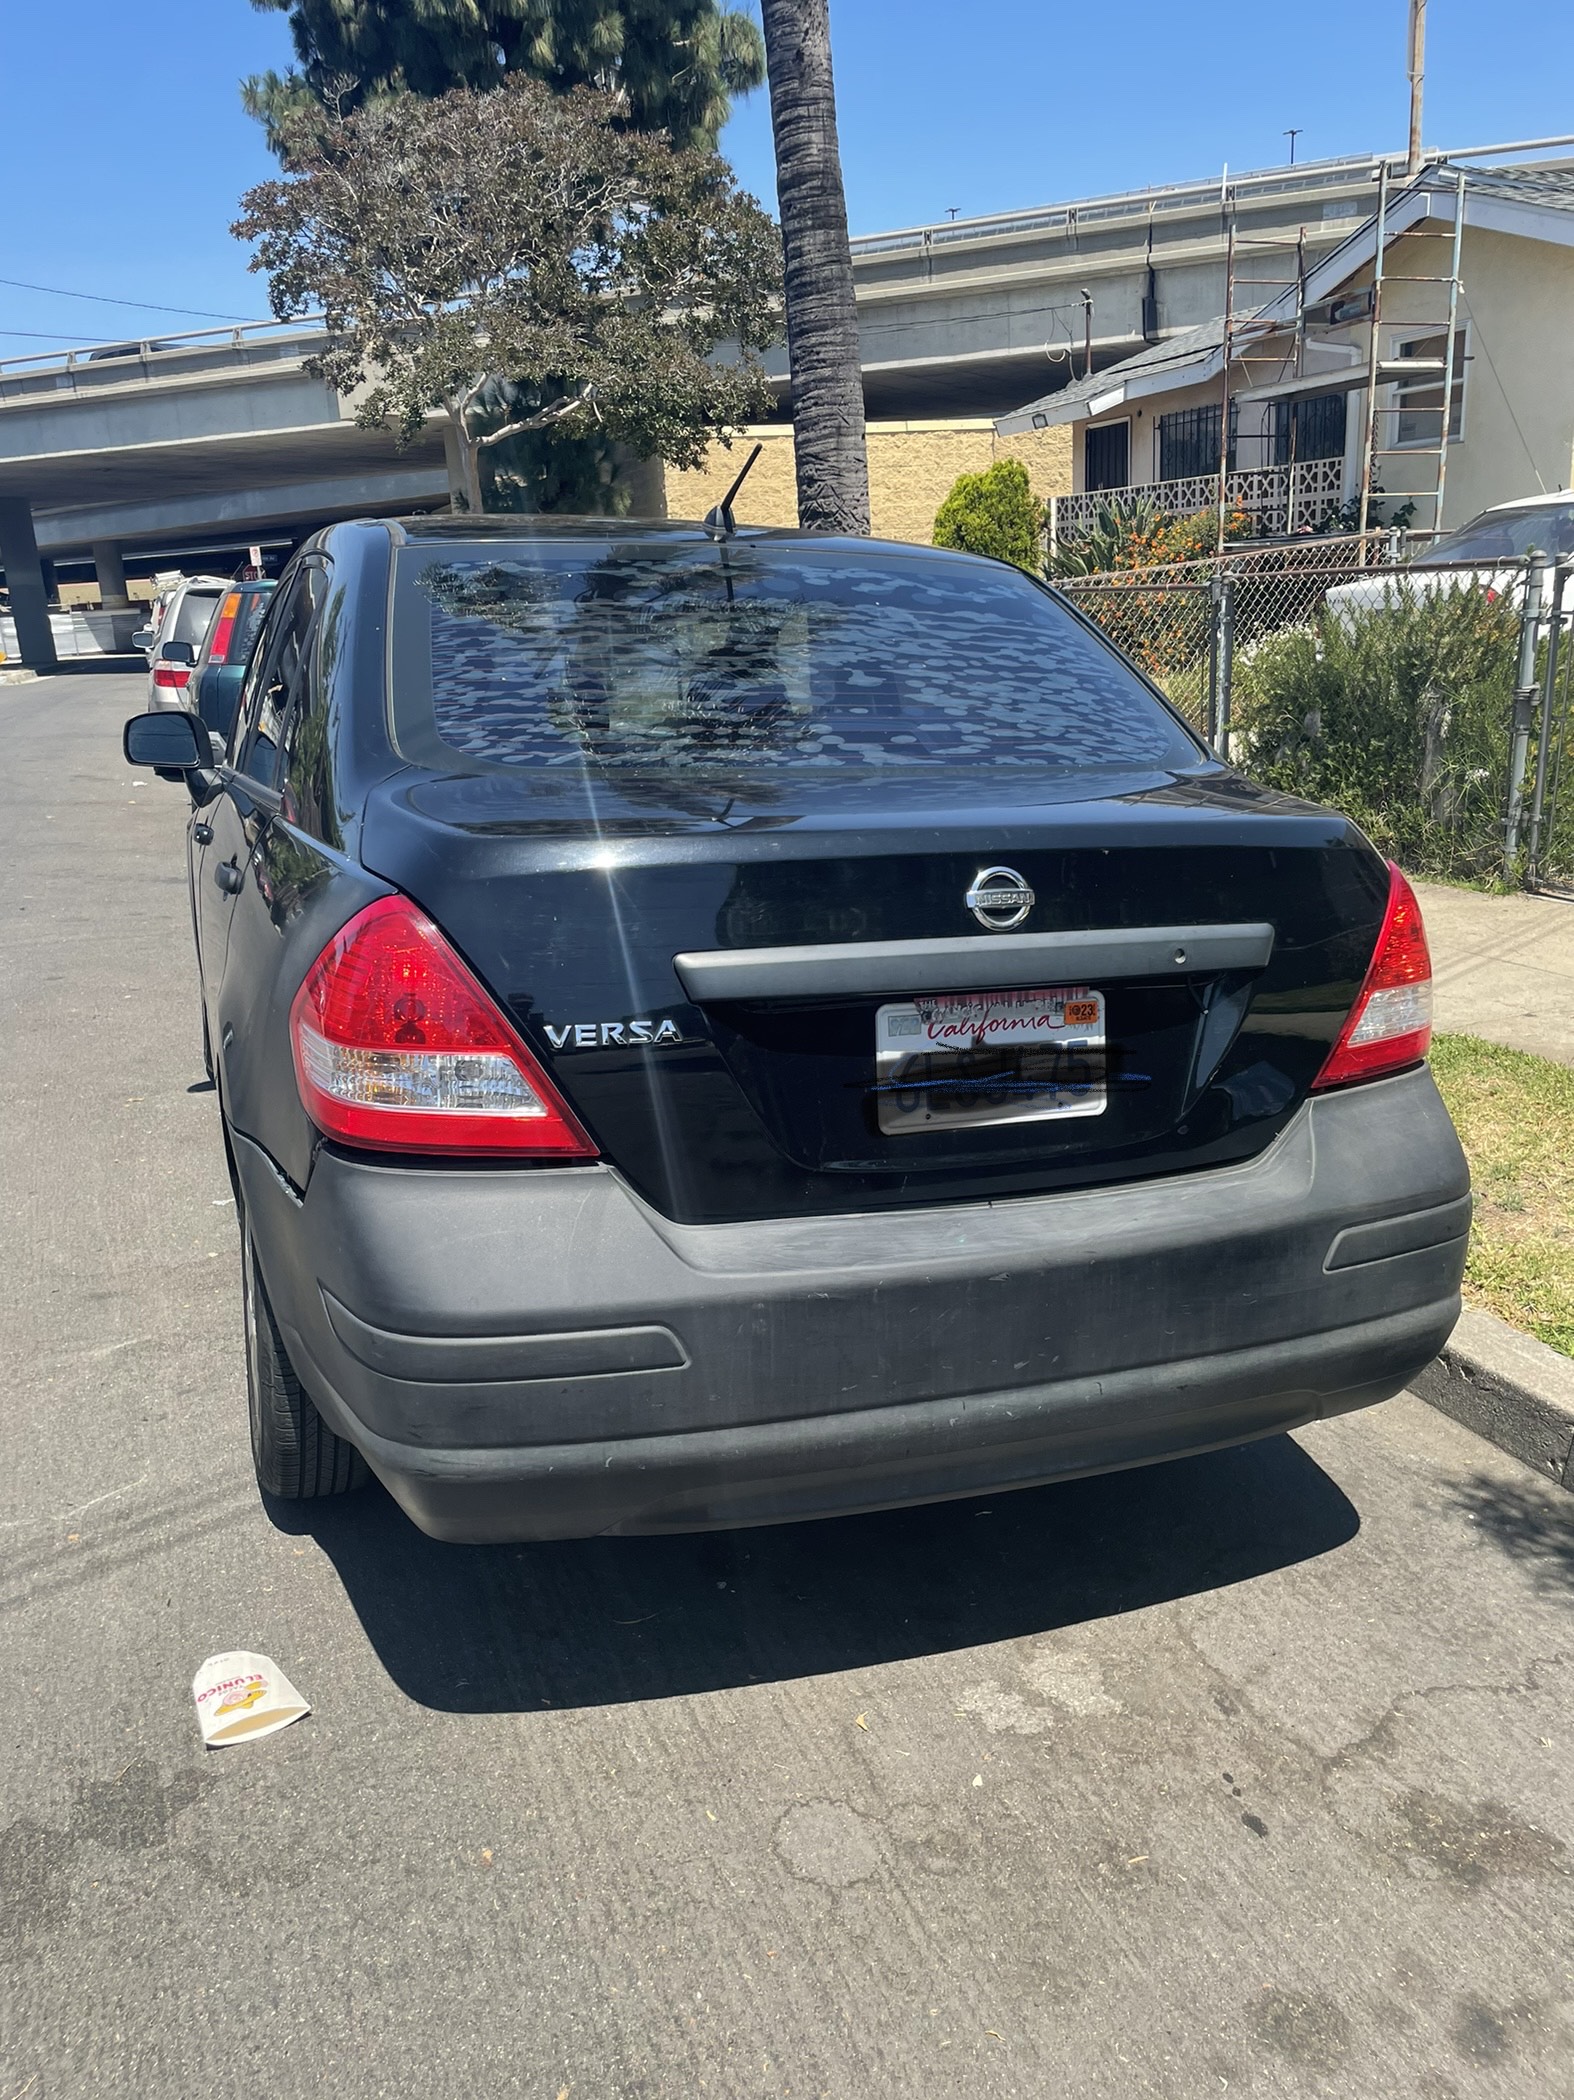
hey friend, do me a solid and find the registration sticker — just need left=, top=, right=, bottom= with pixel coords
left=874, top=985, right=1107, bottom=1134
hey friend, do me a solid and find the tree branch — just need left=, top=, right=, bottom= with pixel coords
left=473, top=384, right=598, bottom=445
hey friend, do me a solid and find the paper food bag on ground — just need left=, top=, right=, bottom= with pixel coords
left=192, top=1651, right=310, bottom=1747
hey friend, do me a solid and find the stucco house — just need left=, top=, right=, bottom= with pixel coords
left=996, top=162, right=1574, bottom=544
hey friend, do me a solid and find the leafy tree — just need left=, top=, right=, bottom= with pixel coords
left=244, top=0, right=766, bottom=152
left=233, top=76, right=781, bottom=513
left=933, top=460, right=1043, bottom=572
left=759, top=0, right=868, bottom=533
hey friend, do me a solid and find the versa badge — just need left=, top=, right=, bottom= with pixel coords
left=544, top=1018, right=686, bottom=1050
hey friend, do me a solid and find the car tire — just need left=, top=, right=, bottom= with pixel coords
left=241, top=1215, right=367, bottom=1499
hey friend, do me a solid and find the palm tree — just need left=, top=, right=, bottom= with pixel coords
left=759, top=0, right=870, bottom=534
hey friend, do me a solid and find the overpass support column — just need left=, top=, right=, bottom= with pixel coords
left=0, top=498, right=57, bottom=669
left=92, top=540, right=131, bottom=608
left=91, top=538, right=141, bottom=650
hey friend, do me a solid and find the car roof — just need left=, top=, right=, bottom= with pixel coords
left=1470, top=492, right=1574, bottom=515
left=359, top=514, right=1001, bottom=569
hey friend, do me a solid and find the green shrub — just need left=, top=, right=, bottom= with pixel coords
left=933, top=459, right=1043, bottom=572
left=1232, top=582, right=1519, bottom=879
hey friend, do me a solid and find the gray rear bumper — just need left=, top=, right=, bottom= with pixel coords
left=235, top=1066, right=1469, bottom=1541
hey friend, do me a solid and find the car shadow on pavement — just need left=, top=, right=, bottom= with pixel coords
left=271, top=1434, right=1359, bottom=1712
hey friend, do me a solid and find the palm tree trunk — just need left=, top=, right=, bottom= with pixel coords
left=759, top=0, right=870, bottom=534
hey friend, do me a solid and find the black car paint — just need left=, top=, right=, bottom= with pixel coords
left=191, top=533, right=395, bottom=1195
left=195, top=519, right=1394, bottom=1223
left=361, top=772, right=1388, bottom=1223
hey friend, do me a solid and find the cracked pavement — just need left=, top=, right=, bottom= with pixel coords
left=3, top=671, right=1572, bottom=2098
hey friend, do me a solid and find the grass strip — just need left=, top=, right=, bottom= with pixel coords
left=1429, top=1032, right=1574, bottom=1357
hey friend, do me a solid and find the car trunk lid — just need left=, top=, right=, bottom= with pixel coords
left=360, top=767, right=1390, bottom=1224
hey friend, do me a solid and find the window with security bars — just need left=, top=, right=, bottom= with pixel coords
left=1083, top=422, right=1130, bottom=491
left=1273, top=391, right=1348, bottom=464
left=1157, top=404, right=1232, bottom=481
left=1395, top=329, right=1467, bottom=447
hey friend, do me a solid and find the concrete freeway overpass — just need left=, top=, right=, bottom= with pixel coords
left=0, top=320, right=451, bottom=665
left=0, top=151, right=1387, bottom=666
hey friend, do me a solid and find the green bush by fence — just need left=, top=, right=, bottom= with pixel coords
left=1231, top=583, right=1521, bottom=881
left=932, top=460, right=1043, bottom=573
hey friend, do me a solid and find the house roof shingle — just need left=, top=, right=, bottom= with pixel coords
left=999, top=319, right=1226, bottom=431
left=1434, top=164, right=1574, bottom=211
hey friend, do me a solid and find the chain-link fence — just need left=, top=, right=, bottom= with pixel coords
left=1056, top=540, right=1574, bottom=892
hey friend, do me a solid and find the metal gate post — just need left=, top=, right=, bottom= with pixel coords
left=1527, top=561, right=1570, bottom=882
left=1205, top=573, right=1221, bottom=746
left=1504, top=559, right=1549, bottom=873
left=1215, top=572, right=1237, bottom=763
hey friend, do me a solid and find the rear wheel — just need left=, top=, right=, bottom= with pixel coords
left=241, top=1217, right=366, bottom=1499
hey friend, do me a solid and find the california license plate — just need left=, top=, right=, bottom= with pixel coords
left=873, top=986, right=1107, bottom=1134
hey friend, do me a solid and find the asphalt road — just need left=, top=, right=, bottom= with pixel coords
left=3, top=669, right=1572, bottom=2100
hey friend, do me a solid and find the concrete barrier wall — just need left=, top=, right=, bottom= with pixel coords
left=666, top=420, right=1072, bottom=542
left=0, top=608, right=137, bottom=661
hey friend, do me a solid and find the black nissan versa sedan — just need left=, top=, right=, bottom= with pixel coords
left=123, top=516, right=1469, bottom=1543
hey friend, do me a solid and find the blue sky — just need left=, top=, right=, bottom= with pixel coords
left=4, top=1, right=1574, bottom=354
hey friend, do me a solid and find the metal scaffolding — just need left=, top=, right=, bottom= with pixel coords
left=1207, top=158, right=1469, bottom=544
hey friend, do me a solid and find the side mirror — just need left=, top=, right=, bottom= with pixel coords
left=160, top=639, right=198, bottom=666
left=131, top=627, right=155, bottom=652
left=124, top=710, right=205, bottom=771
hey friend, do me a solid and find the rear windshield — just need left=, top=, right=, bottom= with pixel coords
left=171, top=589, right=222, bottom=645
left=390, top=541, right=1199, bottom=785
left=229, top=589, right=272, bottom=662
left=1419, top=505, right=1574, bottom=564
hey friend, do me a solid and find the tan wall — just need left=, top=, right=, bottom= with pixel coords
left=666, top=420, right=1071, bottom=542
left=56, top=579, right=156, bottom=608
left=1427, top=223, right=1574, bottom=526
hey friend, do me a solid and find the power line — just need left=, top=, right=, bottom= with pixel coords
left=859, top=295, right=1095, bottom=339
left=0, top=274, right=252, bottom=321
left=0, top=327, right=134, bottom=344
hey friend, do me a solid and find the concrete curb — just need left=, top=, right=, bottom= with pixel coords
left=1413, top=1305, right=1574, bottom=1490
left=0, top=667, right=41, bottom=685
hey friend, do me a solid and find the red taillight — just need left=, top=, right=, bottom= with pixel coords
left=1312, top=863, right=1433, bottom=1091
left=153, top=663, right=190, bottom=689
left=288, top=896, right=597, bottom=1158
left=207, top=591, right=242, bottom=664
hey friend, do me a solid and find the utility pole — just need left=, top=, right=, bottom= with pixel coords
left=1407, top=0, right=1427, bottom=177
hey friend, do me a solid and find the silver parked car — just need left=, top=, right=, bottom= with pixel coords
left=133, top=575, right=230, bottom=709
left=1326, top=494, right=1574, bottom=621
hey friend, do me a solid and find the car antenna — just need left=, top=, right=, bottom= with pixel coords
left=703, top=443, right=764, bottom=538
